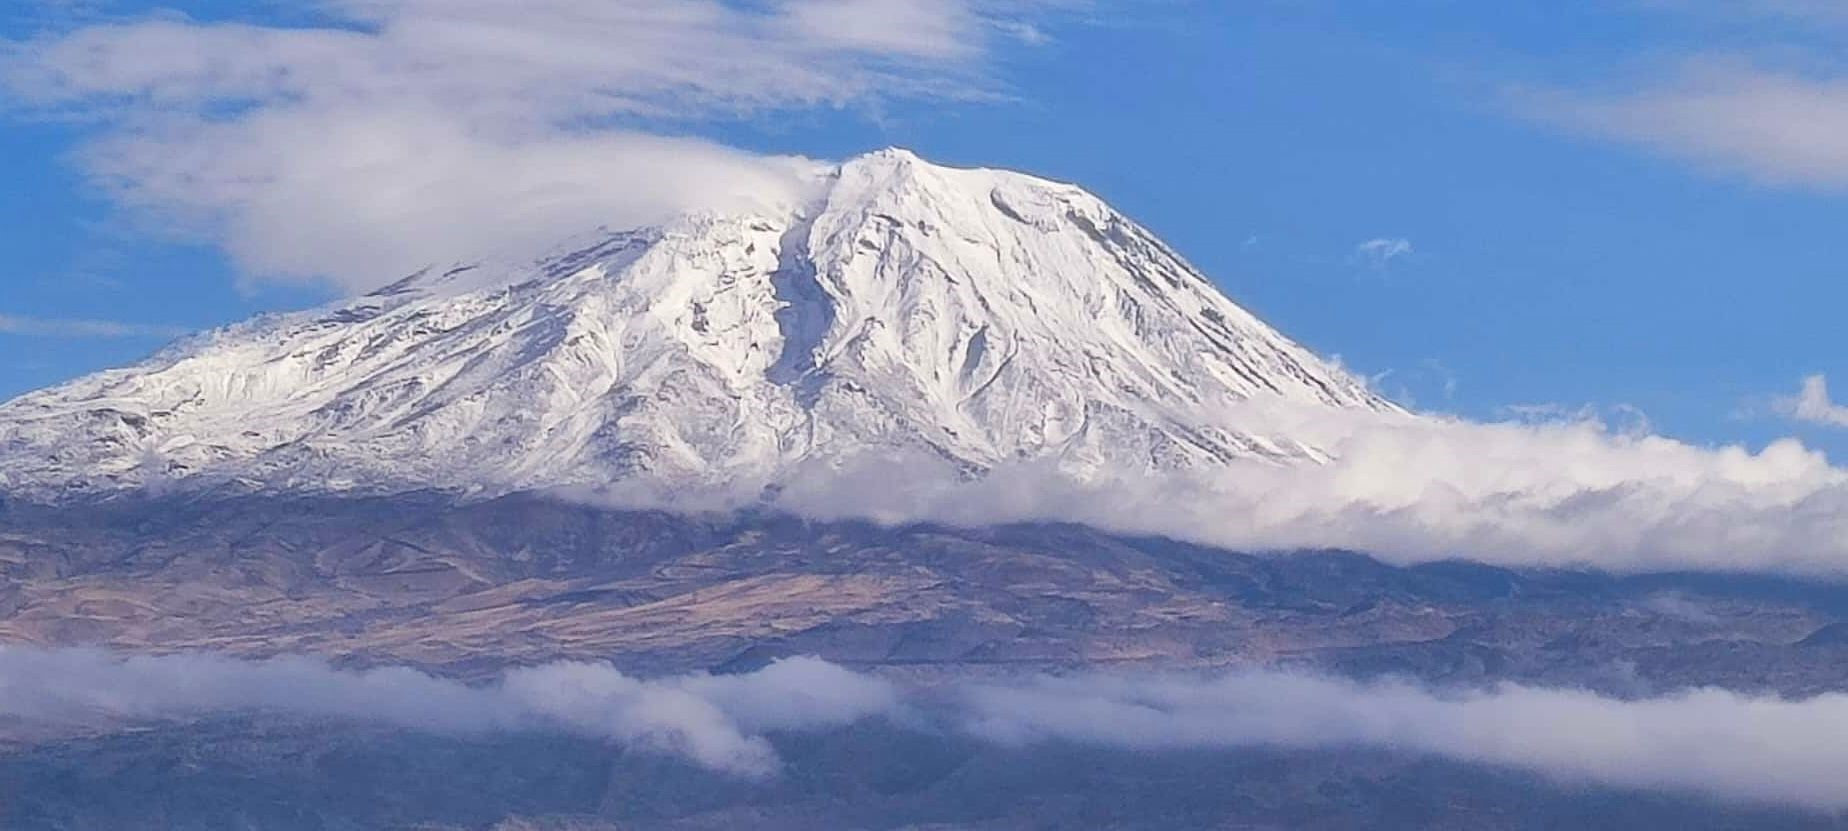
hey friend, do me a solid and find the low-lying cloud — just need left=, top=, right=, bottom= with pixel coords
left=583, top=399, right=1848, bottom=576
left=961, top=670, right=1848, bottom=811
left=0, top=647, right=897, bottom=776
left=10, top=646, right=1848, bottom=811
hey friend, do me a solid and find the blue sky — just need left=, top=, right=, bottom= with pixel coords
left=3, top=0, right=1846, bottom=456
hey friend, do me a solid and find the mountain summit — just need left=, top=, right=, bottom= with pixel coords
left=0, top=149, right=1393, bottom=500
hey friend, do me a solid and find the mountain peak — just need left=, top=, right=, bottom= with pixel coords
left=849, top=146, right=927, bottom=165
left=0, top=151, right=1394, bottom=501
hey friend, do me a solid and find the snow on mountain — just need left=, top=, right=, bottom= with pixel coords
left=0, top=149, right=1396, bottom=501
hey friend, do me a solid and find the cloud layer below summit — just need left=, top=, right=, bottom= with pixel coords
left=9, top=646, right=1848, bottom=811
left=588, top=399, right=1848, bottom=576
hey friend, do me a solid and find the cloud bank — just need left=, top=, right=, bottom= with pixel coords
left=0, top=647, right=897, bottom=776
left=10, top=646, right=1848, bottom=811
left=961, top=670, right=1848, bottom=811
left=1, top=0, right=1062, bottom=291
left=581, top=400, right=1848, bottom=576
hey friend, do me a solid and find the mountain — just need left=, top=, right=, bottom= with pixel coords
left=8, top=151, right=1848, bottom=831
left=0, top=148, right=1391, bottom=502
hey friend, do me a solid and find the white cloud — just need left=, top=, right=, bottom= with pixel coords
left=961, top=670, right=1848, bottom=811
left=1776, top=374, right=1848, bottom=427
left=1, top=0, right=1063, bottom=292
left=1502, top=0, right=1848, bottom=187
left=774, top=0, right=983, bottom=58
left=79, top=114, right=827, bottom=290
left=579, top=399, right=1848, bottom=576
left=0, top=647, right=897, bottom=777
left=14, top=645, right=1848, bottom=810
left=1528, top=65, right=1848, bottom=187
left=0, top=312, right=189, bottom=338
left=1354, top=236, right=1413, bottom=267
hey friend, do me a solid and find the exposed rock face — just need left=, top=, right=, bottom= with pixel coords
left=0, top=149, right=1389, bottom=501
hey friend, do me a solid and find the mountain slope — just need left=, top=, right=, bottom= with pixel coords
left=0, top=149, right=1393, bottom=500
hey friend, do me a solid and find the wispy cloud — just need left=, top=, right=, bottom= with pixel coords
left=1509, top=0, right=1848, bottom=188
left=1526, top=65, right=1848, bottom=188
left=1776, top=374, right=1848, bottom=427
left=0, top=313, right=188, bottom=338
left=1368, top=358, right=1459, bottom=407
left=0, top=0, right=1071, bottom=293
left=1353, top=237, right=1413, bottom=267
left=14, top=646, right=1848, bottom=810
left=1422, top=357, right=1459, bottom=400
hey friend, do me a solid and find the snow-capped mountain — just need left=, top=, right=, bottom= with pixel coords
left=0, top=149, right=1394, bottom=501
